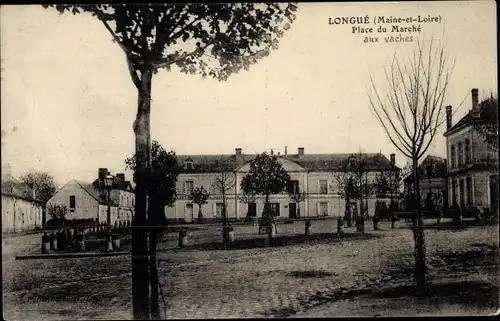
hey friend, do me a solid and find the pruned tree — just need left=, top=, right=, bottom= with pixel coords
left=332, top=171, right=358, bottom=226
left=189, top=186, right=210, bottom=223
left=368, top=37, right=453, bottom=296
left=43, top=4, right=297, bottom=319
left=47, top=203, right=68, bottom=220
left=287, top=183, right=305, bottom=219
left=337, top=151, right=374, bottom=224
left=211, top=158, right=235, bottom=249
left=473, top=95, right=498, bottom=153
left=241, top=152, right=290, bottom=243
left=373, top=165, right=402, bottom=211
left=124, top=140, right=179, bottom=317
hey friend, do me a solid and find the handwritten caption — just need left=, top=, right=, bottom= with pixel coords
left=328, top=15, right=442, bottom=43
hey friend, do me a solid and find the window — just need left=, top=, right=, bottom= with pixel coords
left=184, top=180, right=194, bottom=195
left=215, top=203, right=224, bottom=217
left=464, top=139, right=471, bottom=164
left=319, top=180, right=328, bottom=194
left=22, top=213, right=25, bottom=224
left=451, top=179, right=457, bottom=206
left=458, top=142, right=464, bottom=166
left=269, top=203, right=280, bottom=217
left=287, top=180, right=299, bottom=194
left=466, top=177, right=473, bottom=205
left=459, top=179, right=465, bottom=206
left=450, top=145, right=456, bottom=169
left=186, top=162, right=193, bottom=170
left=318, top=202, right=328, bottom=216
left=69, top=195, right=76, bottom=211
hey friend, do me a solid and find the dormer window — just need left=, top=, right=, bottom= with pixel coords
left=185, top=157, right=194, bottom=170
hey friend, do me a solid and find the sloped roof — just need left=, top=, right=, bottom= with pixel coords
left=404, top=155, right=447, bottom=183
left=444, top=98, right=497, bottom=136
left=74, top=180, right=119, bottom=206
left=422, top=155, right=445, bottom=164
left=91, top=175, right=133, bottom=192
left=1, top=178, right=43, bottom=203
left=178, top=153, right=398, bottom=173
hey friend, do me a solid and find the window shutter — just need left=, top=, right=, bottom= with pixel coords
left=316, top=202, right=320, bottom=216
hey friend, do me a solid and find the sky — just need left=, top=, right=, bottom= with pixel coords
left=1, top=1, right=497, bottom=186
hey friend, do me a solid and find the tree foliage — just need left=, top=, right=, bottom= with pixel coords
left=333, top=172, right=358, bottom=201
left=43, top=4, right=298, bottom=83
left=125, top=140, right=180, bottom=209
left=47, top=203, right=68, bottom=220
left=19, top=171, right=57, bottom=203
left=189, top=186, right=210, bottom=207
left=474, top=95, right=498, bottom=153
left=241, top=152, right=291, bottom=198
left=238, top=191, right=257, bottom=204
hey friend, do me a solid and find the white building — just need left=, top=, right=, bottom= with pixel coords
left=165, top=148, right=399, bottom=223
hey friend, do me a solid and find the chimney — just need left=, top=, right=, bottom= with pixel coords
left=445, top=106, right=452, bottom=130
left=270, top=149, right=274, bottom=156
left=471, top=88, right=479, bottom=115
left=235, top=148, right=242, bottom=156
left=390, top=153, right=396, bottom=167
left=116, top=173, right=125, bottom=181
left=98, top=168, right=108, bottom=180
left=298, top=147, right=304, bottom=157
left=284, top=146, right=288, bottom=157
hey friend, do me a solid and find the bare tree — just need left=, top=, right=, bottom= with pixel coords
left=211, top=158, right=235, bottom=249
left=288, top=185, right=306, bottom=219
left=368, top=37, right=453, bottom=296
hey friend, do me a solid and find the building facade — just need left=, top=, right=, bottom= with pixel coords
left=47, top=168, right=135, bottom=224
left=165, top=148, right=399, bottom=222
left=443, top=88, right=498, bottom=214
left=1, top=164, right=44, bottom=232
left=404, top=155, right=448, bottom=210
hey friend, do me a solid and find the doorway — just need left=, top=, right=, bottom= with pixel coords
left=288, top=203, right=297, bottom=219
left=247, top=203, right=257, bottom=217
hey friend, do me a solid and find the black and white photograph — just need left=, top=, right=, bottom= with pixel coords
left=1, top=1, right=498, bottom=319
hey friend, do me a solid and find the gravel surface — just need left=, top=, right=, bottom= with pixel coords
left=3, top=220, right=498, bottom=319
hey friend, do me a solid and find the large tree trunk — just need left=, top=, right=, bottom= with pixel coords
left=132, top=67, right=153, bottom=320
left=412, top=156, right=427, bottom=297
left=149, top=205, right=161, bottom=320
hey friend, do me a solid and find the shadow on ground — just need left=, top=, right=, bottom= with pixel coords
left=372, top=280, right=499, bottom=308
left=268, top=241, right=499, bottom=317
left=185, top=232, right=381, bottom=251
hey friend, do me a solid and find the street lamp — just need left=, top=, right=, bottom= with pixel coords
left=104, top=174, right=114, bottom=227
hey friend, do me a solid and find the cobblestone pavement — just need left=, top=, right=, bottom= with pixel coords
left=3, top=221, right=498, bottom=319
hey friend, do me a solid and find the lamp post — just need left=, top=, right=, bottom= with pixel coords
left=104, top=174, right=114, bottom=227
